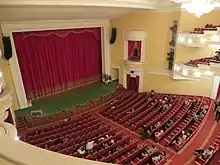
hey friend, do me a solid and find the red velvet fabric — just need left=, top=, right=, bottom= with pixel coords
left=216, top=83, right=220, bottom=99
left=5, top=109, right=14, bottom=125
left=13, top=28, right=102, bottom=99
left=126, top=74, right=130, bottom=89
left=128, top=41, right=141, bottom=61
left=136, top=76, right=140, bottom=92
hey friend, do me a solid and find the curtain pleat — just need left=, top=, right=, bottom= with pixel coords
left=13, top=27, right=102, bottom=100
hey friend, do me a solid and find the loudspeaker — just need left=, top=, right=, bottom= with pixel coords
left=2, top=36, right=12, bottom=60
left=110, top=27, right=117, bottom=44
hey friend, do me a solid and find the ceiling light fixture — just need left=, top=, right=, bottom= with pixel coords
left=171, top=0, right=220, bottom=18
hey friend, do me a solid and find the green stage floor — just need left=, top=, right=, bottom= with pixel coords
left=15, top=81, right=118, bottom=117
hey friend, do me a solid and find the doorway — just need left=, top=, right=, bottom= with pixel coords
left=127, top=74, right=139, bottom=92
left=112, top=67, right=119, bottom=81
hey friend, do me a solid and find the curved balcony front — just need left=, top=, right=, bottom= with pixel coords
left=0, top=87, right=13, bottom=114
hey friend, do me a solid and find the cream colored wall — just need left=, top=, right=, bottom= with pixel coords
left=110, top=11, right=213, bottom=97
left=0, top=26, right=19, bottom=110
left=0, top=157, right=16, bottom=165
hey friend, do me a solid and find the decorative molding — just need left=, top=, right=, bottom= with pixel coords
left=123, top=60, right=145, bottom=72
left=148, top=69, right=172, bottom=77
left=0, top=88, right=12, bottom=102
left=0, top=0, right=180, bottom=10
left=178, top=32, right=220, bottom=48
left=210, top=62, right=220, bottom=68
left=173, top=62, right=216, bottom=80
left=1, top=19, right=110, bottom=109
left=0, top=0, right=158, bottom=9
left=111, top=65, right=120, bottom=69
left=0, top=122, right=17, bottom=138
left=123, top=31, right=147, bottom=41
left=123, top=30, right=147, bottom=63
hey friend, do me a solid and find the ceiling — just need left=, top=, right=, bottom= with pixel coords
left=0, top=0, right=179, bottom=21
left=0, top=6, right=142, bottom=21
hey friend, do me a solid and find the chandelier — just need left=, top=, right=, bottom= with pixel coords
left=171, top=0, right=220, bottom=17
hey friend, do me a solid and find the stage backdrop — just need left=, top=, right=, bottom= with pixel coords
left=13, top=27, right=102, bottom=100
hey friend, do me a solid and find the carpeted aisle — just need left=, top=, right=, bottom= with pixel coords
left=168, top=101, right=216, bottom=165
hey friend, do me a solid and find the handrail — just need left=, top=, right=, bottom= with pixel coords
left=0, top=136, right=115, bottom=165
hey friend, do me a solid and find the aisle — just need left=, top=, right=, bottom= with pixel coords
left=168, top=101, right=216, bottom=165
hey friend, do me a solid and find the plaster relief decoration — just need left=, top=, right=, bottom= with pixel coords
left=170, top=0, right=220, bottom=18
left=128, top=41, right=141, bottom=62
left=167, top=21, right=178, bottom=70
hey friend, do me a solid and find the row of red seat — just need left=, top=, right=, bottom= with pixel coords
left=186, top=55, right=220, bottom=67
left=130, top=94, right=169, bottom=131
left=165, top=97, right=211, bottom=151
left=101, top=93, right=149, bottom=123
left=175, top=97, right=210, bottom=151
left=103, top=91, right=136, bottom=112
left=124, top=94, right=161, bottom=128
left=150, top=96, right=186, bottom=139
left=99, top=91, right=211, bottom=152
left=108, top=94, right=146, bottom=118
left=195, top=132, right=220, bottom=165
left=16, top=87, right=126, bottom=130
left=144, top=95, right=179, bottom=128
left=190, top=24, right=220, bottom=34
left=155, top=96, right=194, bottom=141
left=24, top=113, right=95, bottom=139
left=164, top=97, right=204, bottom=146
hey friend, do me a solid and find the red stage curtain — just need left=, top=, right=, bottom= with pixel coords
left=128, top=41, right=141, bottom=61
left=13, top=28, right=102, bottom=100
left=216, top=83, right=220, bottom=99
left=127, top=74, right=130, bottom=89
left=136, top=76, right=140, bottom=92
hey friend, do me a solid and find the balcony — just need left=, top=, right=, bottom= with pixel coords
left=0, top=87, right=13, bottom=114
